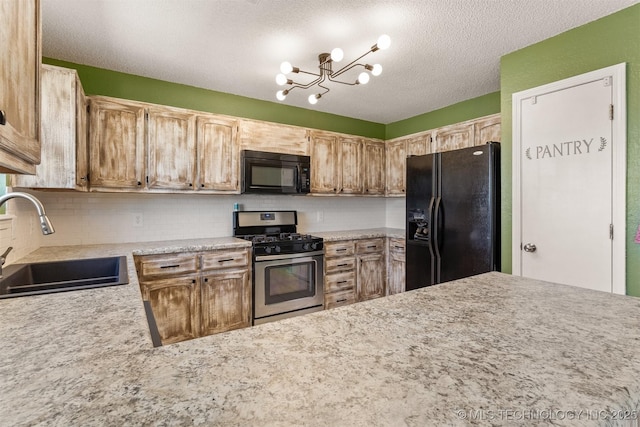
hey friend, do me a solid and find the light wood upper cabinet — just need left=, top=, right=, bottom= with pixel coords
left=310, top=131, right=339, bottom=194
left=406, top=133, right=432, bottom=157
left=433, top=122, right=474, bottom=152
left=239, top=119, right=308, bottom=155
left=197, top=114, right=239, bottom=191
left=385, top=139, right=406, bottom=195
left=473, top=114, right=501, bottom=146
left=362, top=139, right=385, bottom=195
left=11, top=65, right=88, bottom=190
left=89, top=97, right=146, bottom=190
left=0, top=0, right=41, bottom=174
left=338, top=136, right=362, bottom=194
left=147, top=107, right=196, bottom=190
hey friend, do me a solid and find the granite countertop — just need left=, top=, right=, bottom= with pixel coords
left=312, top=227, right=405, bottom=241
left=1, top=236, right=640, bottom=426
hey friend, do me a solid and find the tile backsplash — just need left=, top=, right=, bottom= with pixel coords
left=4, top=191, right=405, bottom=259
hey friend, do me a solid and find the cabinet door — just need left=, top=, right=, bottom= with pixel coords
left=200, top=269, right=251, bottom=336
left=338, top=136, right=362, bottom=194
left=357, top=252, right=386, bottom=301
left=433, top=123, right=474, bottom=152
left=387, top=238, right=406, bottom=295
left=147, top=107, right=196, bottom=190
left=0, top=0, right=41, bottom=173
left=310, top=131, right=339, bottom=193
left=89, top=97, right=146, bottom=189
left=385, top=139, right=406, bottom=195
left=473, top=114, right=501, bottom=146
left=406, top=133, right=432, bottom=156
left=12, top=65, right=87, bottom=190
left=197, top=114, right=238, bottom=191
left=140, top=275, right=200, bottom=345
left=362, top=139, right=385, bottom=195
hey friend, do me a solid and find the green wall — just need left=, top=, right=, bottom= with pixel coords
left=500, top=4, right=640, bottom=295
left=385, top=92, right=501, bottom=140
left=43, top=58, right=386, bottom=140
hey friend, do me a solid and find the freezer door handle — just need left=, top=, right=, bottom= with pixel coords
left=433, top=196, right=443, bottom=283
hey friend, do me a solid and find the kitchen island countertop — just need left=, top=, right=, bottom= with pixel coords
left=1, top=239, right=640, bottom=426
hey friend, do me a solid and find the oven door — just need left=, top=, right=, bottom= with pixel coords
left=253, top=251, right=324, bottom=321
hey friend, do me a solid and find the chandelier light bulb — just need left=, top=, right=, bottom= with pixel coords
left=371, top=64, right=383, bottom=76
left=330, top=47, right=344, bottom=62
left=377, top=34, right=391, bottom=50
left=276, top=90, right=287, bottom=101
left=280, top=61, right=293, bottom=74
left=357, top=72, right=370, bottom=85
left=275, top=73, right=288, bottom=86
left=308, top=94, right=319, bottom=105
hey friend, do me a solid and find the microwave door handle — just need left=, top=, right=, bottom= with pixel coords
left=296, top=164, right=301, bottom=192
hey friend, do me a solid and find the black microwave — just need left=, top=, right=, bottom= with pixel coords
left=241, top=150, right=311, bottom=194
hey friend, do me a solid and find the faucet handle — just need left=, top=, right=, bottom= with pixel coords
left=1, top=246, right=13, bottom=265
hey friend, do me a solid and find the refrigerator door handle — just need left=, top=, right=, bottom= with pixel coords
left=427, top=196, right=437, bottom=285
left=433, top=196, right=442, bottom=282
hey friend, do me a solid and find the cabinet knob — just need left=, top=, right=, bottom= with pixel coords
left=189, top=183, right=193, bottom=187
left=137, top=181, right=142, bottom=186
left=0, top=110, right=5, bottom=126
left=201, top=184, right=205, bottom=188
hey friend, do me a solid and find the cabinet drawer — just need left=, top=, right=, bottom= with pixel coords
left=325, top=256, right=356, bottom=274
left=325, top=241, right=355, bottom=257
left=201, top=250, right=249, bottom=271
left=356, top=238, right=385, bottom=254
left=325, top=271, right=356, bottom=293
left=136, top=254, right=198, bottom=279
left=388, top=237, right=406, bottom=255
left=325, top=289, right=356, bottom=310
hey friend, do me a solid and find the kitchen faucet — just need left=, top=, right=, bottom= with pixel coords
left=0, top=192, right=55, bottom=235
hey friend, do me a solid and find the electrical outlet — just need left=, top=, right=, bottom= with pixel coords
left=316, top=211, right=324, bottom=222
left=133, top=213, right=143, bottom=228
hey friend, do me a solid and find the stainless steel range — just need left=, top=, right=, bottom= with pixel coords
left=233, top=210, right=324, bottom=325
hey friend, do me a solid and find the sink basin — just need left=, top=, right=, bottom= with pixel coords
left=0, top=256, right=129, bottom=298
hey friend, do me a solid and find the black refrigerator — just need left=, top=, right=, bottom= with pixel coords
left=406, top=142, right=500, bottom=290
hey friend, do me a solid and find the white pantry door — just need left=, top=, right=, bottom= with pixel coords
left=512, top=64, right=626, bottom=294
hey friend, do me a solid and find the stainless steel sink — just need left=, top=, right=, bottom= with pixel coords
left=0, top=256, right=129, bottom=298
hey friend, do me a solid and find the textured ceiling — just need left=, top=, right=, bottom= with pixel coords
left=42, top=0, right=639, bottom=124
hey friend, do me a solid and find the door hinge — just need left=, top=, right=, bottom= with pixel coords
left=609, top=104, right=614, bottom=120
left=610, top=224, right=614, bottom=240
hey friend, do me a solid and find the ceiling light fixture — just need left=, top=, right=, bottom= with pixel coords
left=275, top=34, right=391, bottom=105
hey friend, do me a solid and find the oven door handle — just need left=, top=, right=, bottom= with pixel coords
left=254, top=250, right=324, bottom=262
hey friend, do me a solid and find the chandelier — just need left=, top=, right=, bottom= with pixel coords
left=275, top=34, right=391, bottom=105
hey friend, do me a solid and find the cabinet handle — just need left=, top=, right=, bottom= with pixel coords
left=204, top=278, right=209, bottom=282
left=337, top=263, right=349, bottom=267
left=367, top=245, right=377, bottom=249
left=192, top=279, right=196, bottom=284
left=160, top=264, right=180, bottom=269
left=336, top=248, right=347, bottom=252
left=337, top=280, right=347, bottom=284
left=394, top=246, right=404, bottom=249
left=0, top=110, right=5, bottom=126
left=218, top=258, right=235, bottom=263
left=336, top=298, right=347, bottom=303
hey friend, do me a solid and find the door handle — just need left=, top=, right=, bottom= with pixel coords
left=523, top=243, right=537, bottom=253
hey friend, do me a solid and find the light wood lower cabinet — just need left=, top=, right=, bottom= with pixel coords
left=387, top=237, right=406, bottom=295
left=323, top=240, right=357, bottom=309
left=135, top=248, right=251, bottom=345
left=356, top=238, right=386, bottom=301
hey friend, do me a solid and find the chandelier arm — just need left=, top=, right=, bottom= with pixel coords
left=327, top=74, right=359, bottom=86
left=329, top=63, right=367, bottom=80
left=331, top=49, right=373, bottom=78
left=317, top=83, right=331, bottom=95
left=288, top=76, right=324, bottom=90
left=296, top=69, right=321, bottom=77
